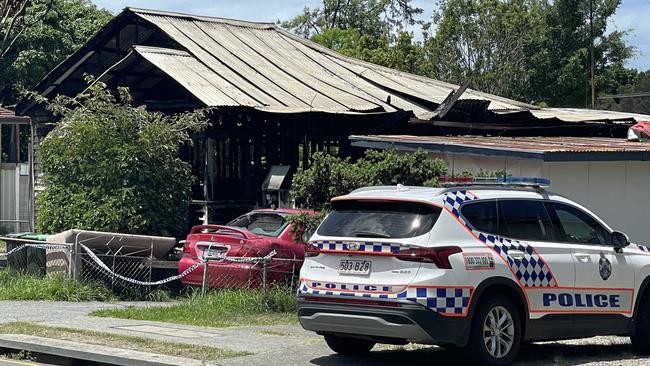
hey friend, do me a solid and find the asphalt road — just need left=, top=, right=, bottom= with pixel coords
left=218, top=335, right=650, bottom=366
left=0, top=301, right=648, bottom=366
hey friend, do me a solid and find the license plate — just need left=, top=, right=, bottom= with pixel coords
left=339, top=259, right=372, bottom=275
left=203, top=248, right=227, bottom=259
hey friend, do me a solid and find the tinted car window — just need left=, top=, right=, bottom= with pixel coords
left=461, top=201, right=498, bottom=234
left=498, top=200, right=554, bottom=241
left=228, top=213, right=288, bottom=237
left=551, top=203, right=610, bottom=245
left=317, top=201, right=441, bottom=238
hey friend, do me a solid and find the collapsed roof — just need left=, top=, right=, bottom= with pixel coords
left=17, top=7, right=650, bottom=131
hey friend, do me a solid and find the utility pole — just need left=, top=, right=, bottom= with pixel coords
left=590, top=0, right=595, bottom=109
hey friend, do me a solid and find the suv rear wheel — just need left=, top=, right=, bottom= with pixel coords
left=467, top=295, right=522, bottom=366
left=324, top=334, right=375, bottom=356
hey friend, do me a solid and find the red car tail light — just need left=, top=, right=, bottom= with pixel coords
left=394, top=246, right=462, bottom=269
left=304, top=244, right=321, bottom=257
left=182, top=241, right=193, bottom=256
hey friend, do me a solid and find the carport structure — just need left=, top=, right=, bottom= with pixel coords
left=17, top=7, right=650, bottom=225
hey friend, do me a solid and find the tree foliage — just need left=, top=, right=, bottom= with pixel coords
left=422, top=0, right=547, bottom=101
left=281, top=0, right=423, bottom=40
left=598, top=70, right=650, bottom=114
left=0, top=0, right=111, bottom=105
left=34, top=80, right=210, bottom=237
left=284, top=0, right=638, bottom=109
left=291, top=149, right=447, bottom=210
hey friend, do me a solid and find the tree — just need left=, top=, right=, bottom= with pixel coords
left=281, top=0, right=423, bottom=40
left=291, top=149, right=447, bottom=210
left=529, top=0, right=634, bottom=106
left=33, top=79, right=210, bottom=237
left=598, top=70, right=650, bottom=114
left=422, top=0, right=547, bottom=101
left=286, top=0, right=636, bottom=108
left=312, top=28, right=423, bottom=74
left=0, top=0, right=111, bottom=105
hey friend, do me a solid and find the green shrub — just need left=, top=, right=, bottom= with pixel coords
left=32, top=79, right=210, bottom=237
left=291, top=149, right=447, bottom=210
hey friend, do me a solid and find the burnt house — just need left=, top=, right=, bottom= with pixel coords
left=18, top=8, right=648, bottom=225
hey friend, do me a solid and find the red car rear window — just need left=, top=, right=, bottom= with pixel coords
left=228, top=212, right=289, bottom=237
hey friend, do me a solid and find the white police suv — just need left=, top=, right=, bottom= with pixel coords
left=297, top=177, right=650, bottom=365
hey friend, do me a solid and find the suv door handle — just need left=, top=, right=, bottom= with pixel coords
left=509, top=250, right=525, bottom=260
left=574, top=253, right=591, bottom=262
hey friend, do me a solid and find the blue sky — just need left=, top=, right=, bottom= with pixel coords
left=93, top=0, right=650, bottom=70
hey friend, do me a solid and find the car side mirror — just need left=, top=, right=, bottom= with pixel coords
left=612, top=231, right=630, bottom=252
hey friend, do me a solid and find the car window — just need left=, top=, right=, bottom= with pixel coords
left=551, top=203, right=610, bottom=245
left=461, top=201, right=498, bottom=234
left=498, top=200, right=555, bottom=242
left=317, top=200, right=441, bottom=239
left=228, top=213, right=288, bottom=237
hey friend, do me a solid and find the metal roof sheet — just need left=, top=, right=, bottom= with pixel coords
left=127, top=9, right=541, bottom=118
left=349, top=135, right=650, bottom=161
left=19, top=7, right=650, bottom=126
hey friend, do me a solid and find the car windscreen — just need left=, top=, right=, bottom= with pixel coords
left=317, top=200, right=441, bottom=238
left=228, top=212, right=289, bottom=237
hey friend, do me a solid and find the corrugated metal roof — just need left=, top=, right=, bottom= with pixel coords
left=116, top=8, right=549, bottom=118
left=349, top=135, right=650, bottom=161
left=20, top=7, right=650, bottom=126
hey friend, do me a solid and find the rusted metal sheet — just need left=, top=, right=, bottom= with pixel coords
left=351, top=135, right=650, bottom=154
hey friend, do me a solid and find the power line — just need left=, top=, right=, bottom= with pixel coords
left=597, top=92, right=650, bottom=100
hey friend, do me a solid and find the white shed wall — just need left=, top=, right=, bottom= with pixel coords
left=544, top=161, right=650, bottom=244
left=429, top=153, right=650, bottom=244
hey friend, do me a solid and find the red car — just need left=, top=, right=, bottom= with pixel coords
left=179, top=208, right=316, bottom=288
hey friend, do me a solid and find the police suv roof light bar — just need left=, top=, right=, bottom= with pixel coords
left=440, top=176, right=552, bottom=188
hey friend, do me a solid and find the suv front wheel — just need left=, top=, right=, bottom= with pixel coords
left=467, top=295, right=522, bottom=366
left=324, top=334, right=375, bottom=356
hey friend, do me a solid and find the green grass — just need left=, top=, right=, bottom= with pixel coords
left=91, top=287, right=298, bottom=327
left=0, top=322, right=247, bottom=362
left=0, top=270, right=114, bottom=301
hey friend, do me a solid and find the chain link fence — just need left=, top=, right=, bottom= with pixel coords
left=198, top=247, right=302, bottom=293
left=0, top=236, right=303, bottom=297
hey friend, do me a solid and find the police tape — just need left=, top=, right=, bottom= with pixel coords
left=0, top=242, right=279, bottom=286
left=79, top=243, right=206, bottom=286
left=0, top=243, right=70, bottom=258
left=78, top=244, right=278, bottom=286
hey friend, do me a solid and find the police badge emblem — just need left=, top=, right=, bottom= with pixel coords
left=599, top=253, right=612, bottom=281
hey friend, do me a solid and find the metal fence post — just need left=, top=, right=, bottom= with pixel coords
left=72, top=233, right=81, bottom=281
left=202, top=260, right=209, bottom=296
left=262, top=258, right=268, bottom=290
left=290, top=255, right=297, bottom=289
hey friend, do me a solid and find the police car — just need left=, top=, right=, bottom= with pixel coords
left=297, top=177, right=650, bottom=365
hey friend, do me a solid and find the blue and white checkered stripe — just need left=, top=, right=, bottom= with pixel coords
left=442, top=190, right=557, bottom=288
left=298, top=283, right=472, bottom=316
left=442, top=190, right=478, bottom=227
left=311, top=240, right=401, bottom=254
left=477, top=233, right=556, bottom=287
left=397, top=287, right=471, bottom=315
